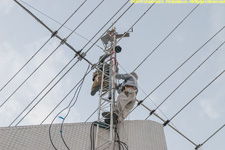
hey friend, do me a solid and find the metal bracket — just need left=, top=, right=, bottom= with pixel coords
left=78, top=52, right=86, bottom=61
left=60, top=38, right=67, bottom=45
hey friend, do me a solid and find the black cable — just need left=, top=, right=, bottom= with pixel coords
left=9, top=56, right=75, bottom=127
left=60, top=65, right=90, bottom=149
left=49, top=65, right=90, bottom=150
left=133, top=3, right=200, bottom=72
left=145, top=41, right=225, bottom=120
left=163, top=69, right=225, bottom=126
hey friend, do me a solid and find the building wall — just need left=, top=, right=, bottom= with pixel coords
left=0, top=120, right=167, bottom=150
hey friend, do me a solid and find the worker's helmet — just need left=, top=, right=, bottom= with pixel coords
left=130, top=72, right=138, bottom=80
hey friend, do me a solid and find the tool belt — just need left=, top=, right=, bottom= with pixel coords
left=123, top=86, right=137, bottom=96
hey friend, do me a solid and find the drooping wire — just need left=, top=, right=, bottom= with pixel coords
left=163, top=69, right=225, bottom=127
left=0, top=0, right=88, bottom=92
left=59, top=64, right=90, bottom=150
left=49, top=65, right=90, bottom=150
left=133, top=3, right=200, bottom=72
left=1, top=0, right=91, bottom=107
left=130, top=26, right=225, bottom=114
left=9, top=56, right=75, bottom=127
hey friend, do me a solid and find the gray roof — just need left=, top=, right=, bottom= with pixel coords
left=0, top=120, right=167, bottom=150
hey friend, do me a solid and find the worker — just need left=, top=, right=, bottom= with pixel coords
left=90, top=53, right=110, bottom=96
left=103, top=72, right=138, bottom=124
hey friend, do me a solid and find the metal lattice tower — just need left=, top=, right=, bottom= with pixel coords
left=94, top=27, right=129, bottom=150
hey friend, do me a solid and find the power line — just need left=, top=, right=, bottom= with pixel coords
left=19, top=0, right=104, bottom=50
left=195, top=124, right=225, bottom=150
left=117, top=1, right=156, bottom=43
left=146, top=41, right=225, bottom=119
left=163, top=69, right=225, bottom=127
left=14, top=1, right=133, bottom=125
left=118, top=63, right=179, bottom=130
left=0, top=44, right=61, bottom=108
left=131, top=26, right=225, bottom=113
left=135, top=99, right=198, bottom=146
left=14, top=59, right=80, bottom=126
left=0, top=37, right=52, bottom=91
left=83, top=1, right=135, bottom=54
left=1, top=0, right=88, bottom=91
left=133, top=4, right=200, bottom=72
left=2, top=0, right=105, bottom=109
left=9, top=56, right=75, bottom=126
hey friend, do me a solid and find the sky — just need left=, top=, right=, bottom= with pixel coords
left=0, top=0, right=225, bottom=150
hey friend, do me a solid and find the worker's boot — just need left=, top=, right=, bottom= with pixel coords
left=91, top=75, right=102, bottom=96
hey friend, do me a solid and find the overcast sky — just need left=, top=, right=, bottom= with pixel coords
left=0, top=0, right=225, bottom=150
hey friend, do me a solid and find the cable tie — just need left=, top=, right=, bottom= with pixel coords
left=60, top=38, right=67, bottom=45
left=150, top=109, right=156, bottom=116
left=163, top=120, right=170, bottom=127
left=78, top=52, right=86, bottom=61
left=91, top=64, right=97, bottom=70
left=137, top=100, right=144, bottom=106
left=51, top=31, right=58, bottom=38
left=195, top=144, right=202, bottom=150
left=58, top=116, right=65, bottom=120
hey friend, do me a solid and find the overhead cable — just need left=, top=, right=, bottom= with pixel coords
left=14, top=59, right=80, bottom=126
left=1, top=0, right=90, bottom=107
left=136, top=99, right=198, bottom=146
left=163, top=69, right=225, bottom=127
left=146, top=41, right=225, bottom=119
left=132, top=26, right=225, bottom=112
left=1, top=0, right=88, bottom=91
left=3, top=0, right=105, bottom=109
left=133, top=4, right=200, bottom=72
left=9, top=56, right=75, bottom=127
left=40, top=69, right=92, bottom=124
left=18, top=0, right=104, bottom=50
left=195, top=124, right=225, bottom=150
